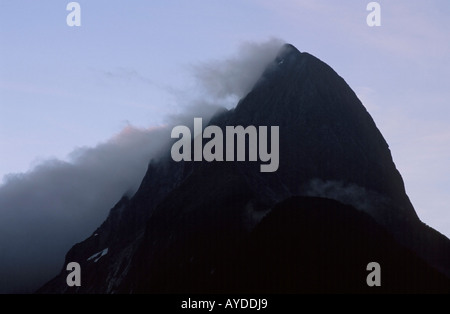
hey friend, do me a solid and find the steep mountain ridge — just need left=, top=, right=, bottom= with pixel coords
left=38, top=44, right=450, bottom=293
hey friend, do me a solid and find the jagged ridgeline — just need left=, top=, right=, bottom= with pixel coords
left=38, top=44, right=450, bottom=293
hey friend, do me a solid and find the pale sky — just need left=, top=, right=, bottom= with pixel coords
left=1, top=0, right=449, bottom=237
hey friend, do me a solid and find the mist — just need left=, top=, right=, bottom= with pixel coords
left=191, top=37, right=284, bottom=106
left=305, top=179, right=391, bottom=224
left=0, top=38, right=284, bottom=293
left=0, top=126, right=171, bottom=293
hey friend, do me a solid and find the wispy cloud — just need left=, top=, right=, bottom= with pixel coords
left=101, top=67, right=156, bottom=85
left=190, top=37, right=284, bottom=103
left=0, top=38, right=284, bottom=293
left=0, top=125, right=170, bottom=293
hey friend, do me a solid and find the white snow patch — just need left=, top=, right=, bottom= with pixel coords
left=87, top=248, right=109, bottom=263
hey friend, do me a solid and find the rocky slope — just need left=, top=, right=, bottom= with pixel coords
left=38, top=44, right=450, bottom=293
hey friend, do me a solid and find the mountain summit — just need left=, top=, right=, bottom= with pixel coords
left=39, top=44, right=450, bottom=293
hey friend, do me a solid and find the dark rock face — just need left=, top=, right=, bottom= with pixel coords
left=126, top=197, right=450, bottom=293
left=212, top=44, right=417, bottom=227
left=38, top=44, right=450, bottom=293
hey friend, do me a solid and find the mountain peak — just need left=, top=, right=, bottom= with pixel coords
left=230, top=43, right=418, bottom=229
left=276, top=43, right=302, bottom=59
left=38, top=46, right=450, bottom=293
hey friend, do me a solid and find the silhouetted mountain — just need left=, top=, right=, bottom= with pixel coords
left=38, top=44, right=450, bottom=294
left=123, top=197, right=450, bottom=293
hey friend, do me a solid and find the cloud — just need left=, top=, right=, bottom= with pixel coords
left=99, top=67, right=156, bottom=86
left=0, top=38, right=282, bottom=293
left=0, top=125, right=170, bottom=293
left=191, top=38, right=284, bottom=106
left=305, top=179, right=391, bottom=224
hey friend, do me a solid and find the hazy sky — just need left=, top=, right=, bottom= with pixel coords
left=0, top=0, right=449, bottom=254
